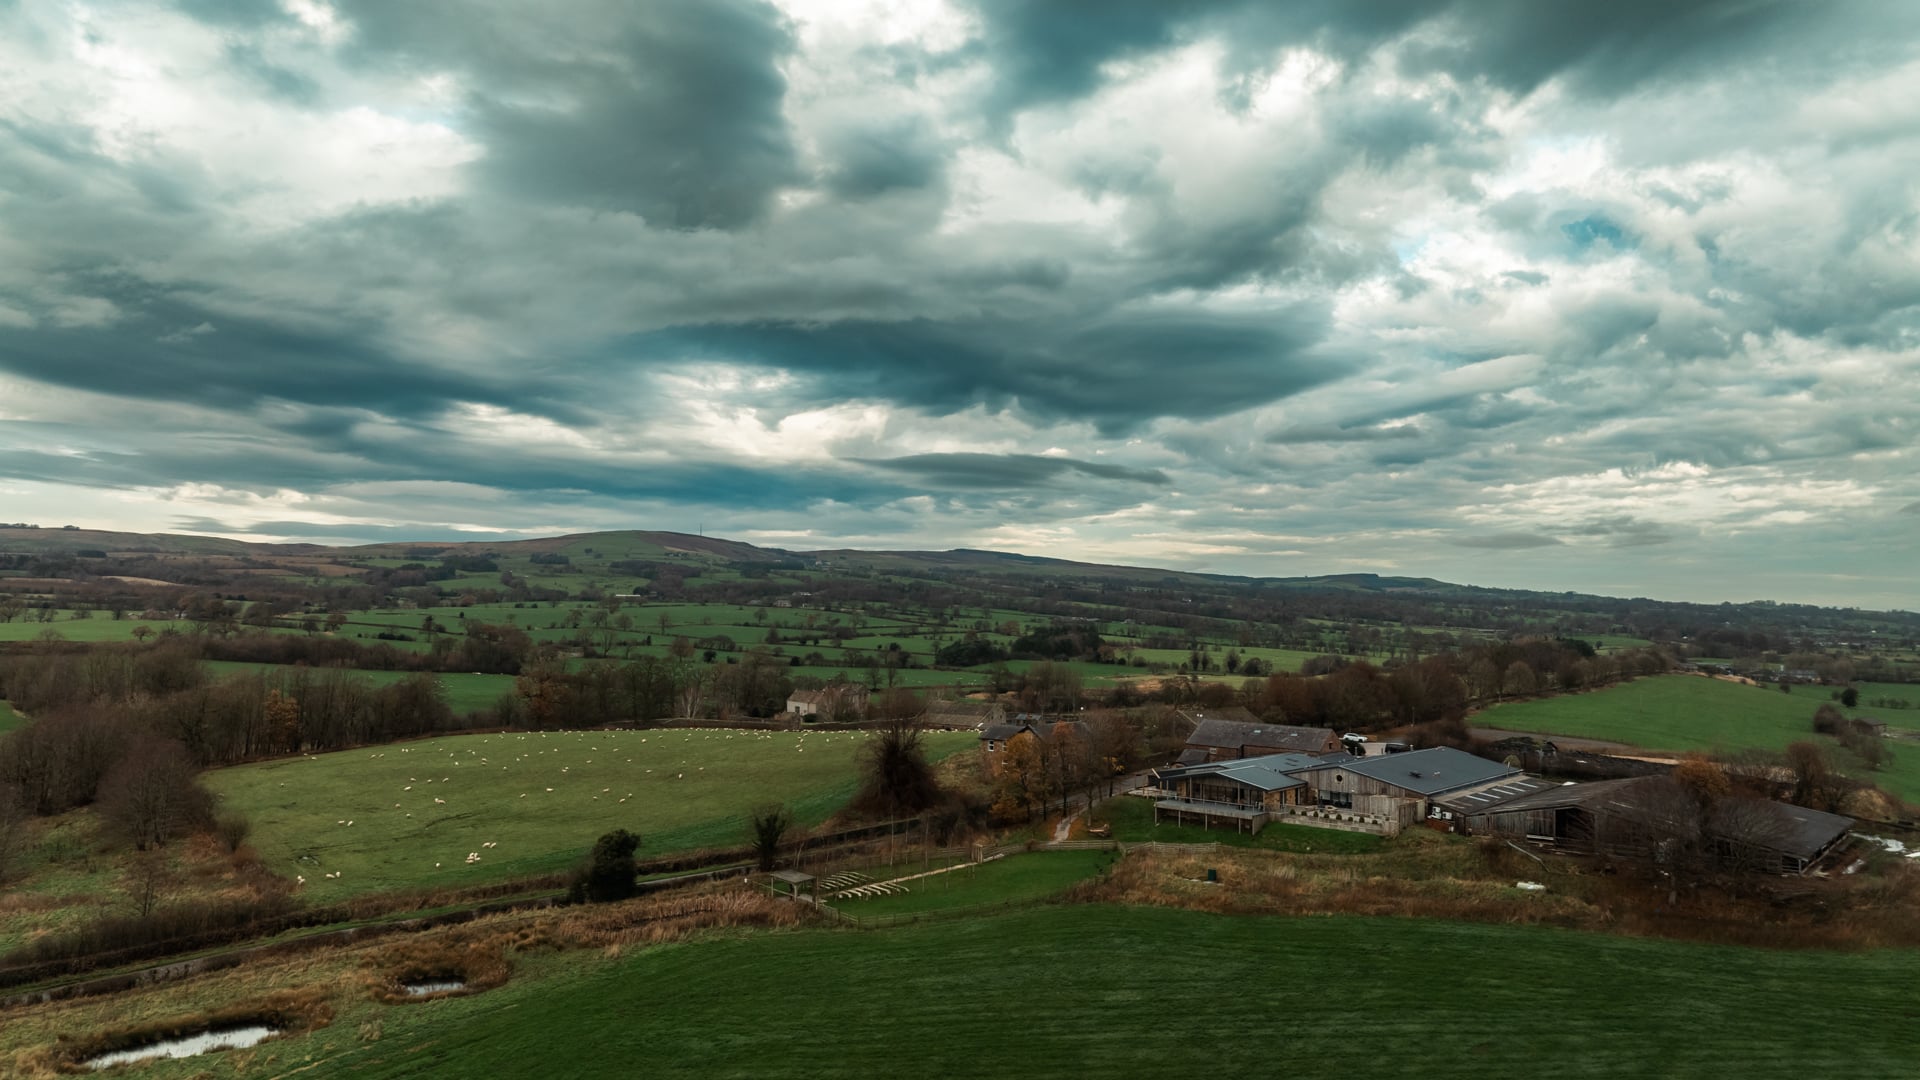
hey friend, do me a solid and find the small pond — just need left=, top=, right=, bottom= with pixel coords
left=402, top=979, right=468, bottom=996
left=85, top=1025, right=279, bottom=1070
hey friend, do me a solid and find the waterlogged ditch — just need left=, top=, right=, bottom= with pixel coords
left=84, top=1025, right=280, bottom=1069
left=401, top=978, right=468, bottom=996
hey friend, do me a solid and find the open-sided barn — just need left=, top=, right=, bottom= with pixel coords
left=1456, top=776, right=1853, bottom=875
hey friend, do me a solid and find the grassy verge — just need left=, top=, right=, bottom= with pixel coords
left=1093, top=795, right=1385, bottom=853
left=0, top=698, right=19, bottom=734
left=104, top=904, right=1920, bottom=1080
left=825, top=850, right=1115, bottom=918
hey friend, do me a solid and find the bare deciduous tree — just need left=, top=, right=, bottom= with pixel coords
left=97, top=738, right=213, bottom=850
left=125, top=848, right=174, bottom=918
left=0, top=783, right=27, bottom=884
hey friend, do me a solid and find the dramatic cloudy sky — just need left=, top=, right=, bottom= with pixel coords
left=2, top=0, right=1917, bottom=607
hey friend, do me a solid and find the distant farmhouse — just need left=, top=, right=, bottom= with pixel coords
left=978, top=715, right=1091, bottom=773
left=785, top=684, right=868, bottom=720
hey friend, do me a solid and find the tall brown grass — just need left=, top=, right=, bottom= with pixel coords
left=1074, top=839, right=1920, bottom=951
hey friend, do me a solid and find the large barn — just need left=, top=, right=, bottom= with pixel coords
left=1455, top=776, right=1854, bottom=875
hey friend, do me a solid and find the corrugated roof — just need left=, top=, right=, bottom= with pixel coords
left=1713, top=799, right=1853, bottom=860
left=1155, top=751, right=1355, bottom=791
left=1308, top=746, right=1521, bottom=796
left=1432, top=775, right=1563, bottom=814
left=1465, top=777, right=1853, bottom=861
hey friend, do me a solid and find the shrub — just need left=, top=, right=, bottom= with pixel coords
left=748, top=803, right=792, bottom=872
left=570, top=829, right=643, bottom=903
left=215, top=813, right=253, bottom=853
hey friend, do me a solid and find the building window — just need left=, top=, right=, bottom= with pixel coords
left=1323, top=791, right=1353, bottom=809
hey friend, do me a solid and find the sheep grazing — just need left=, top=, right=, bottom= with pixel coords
left=434, top=797, right=446, bottom=804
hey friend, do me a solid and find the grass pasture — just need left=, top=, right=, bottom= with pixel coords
left=1477, top=674, right=1920, bottom=802
left=204, top=728, right=976, bottom=904
left=89, top=904, right=1919, bottom=1079
left=825, top=850, right=1115, bottom=919
left=0, top=698, right=20, bottom=733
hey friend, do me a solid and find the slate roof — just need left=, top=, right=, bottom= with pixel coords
left=1304, top=746, right=1521, bottom=796
left=980, top=722, right=1035, bottom=743
left=1186, top=718, right=1337, bottom=754
left=1154, top=751, right=1356, bottom=792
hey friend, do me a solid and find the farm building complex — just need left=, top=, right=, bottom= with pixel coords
left=1150, top=747, right=1528, bottom=837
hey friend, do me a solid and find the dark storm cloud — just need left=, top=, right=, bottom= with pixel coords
left=820, top=118, right=948, bottom=199
left=1567, top=516, right=1676, bottom=548
left=171, top=0, right=287, bottom=27
left=1450, top=532, right=1564, bottom=550
left=858, top=453, right=1168, bottom=489
left=0, top=304, right=499, bottom=419
left=963, top=0, right=1816, bottom=125
left=1401, top=0, right=1802, bottom=98
left=636, top=307, right=1342, bottom=432
left=964, top=0, right=1206, bottom=123
left=330, top=0, right=800, bottom=229
left=1268, top=423, right=1422, bottom=445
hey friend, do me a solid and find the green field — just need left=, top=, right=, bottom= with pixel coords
left=826, top=850, right=1114, bottom=919
left=234, top=905, right=1920, bottom=1079
left=1094, top=795, right=1385, bottom=853
left=1478, top=675, right=1920, bottom=802
left=204, top=728, right=976, bottom=903
left=0, top=697, right=20, bottom=734
left=0, top=612, right=170, bottom=642
left=1853, top=681, right=1919, bottom=714
left=201, top=661, right=516, bottom=716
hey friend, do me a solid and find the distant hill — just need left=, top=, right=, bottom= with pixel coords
left=0, top=525, right=1907, bottom=620
left=0, top=526, right=319, bottom=557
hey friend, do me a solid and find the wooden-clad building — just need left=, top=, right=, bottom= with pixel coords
left=1149, top=752, right=1340, bottom=834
